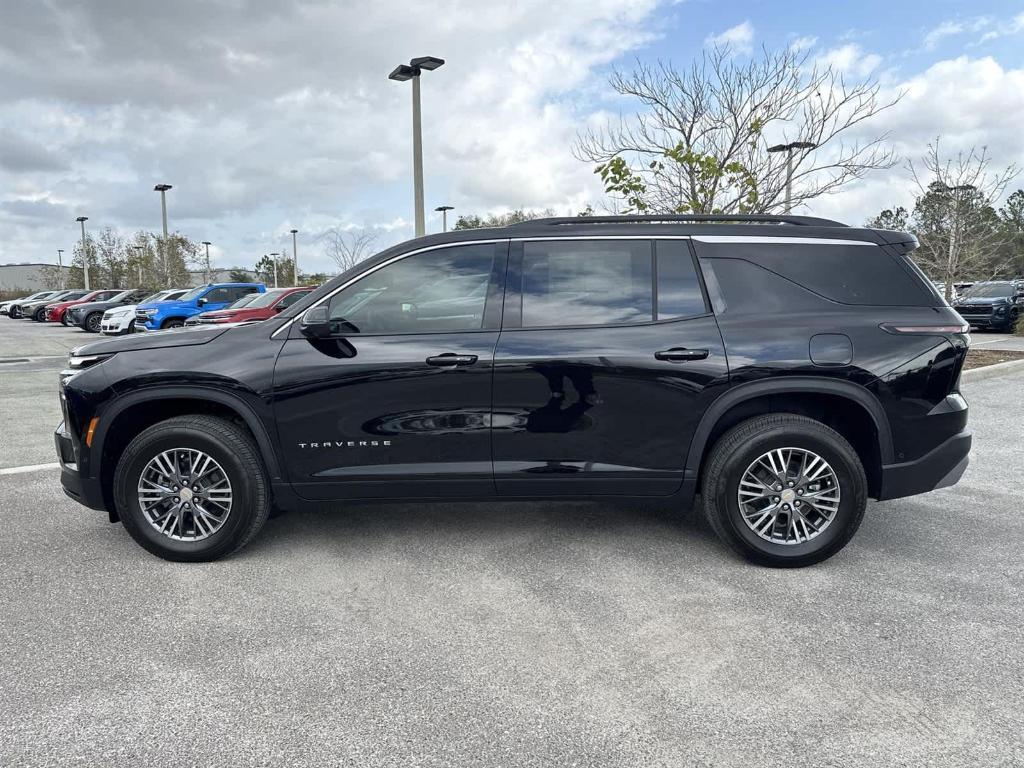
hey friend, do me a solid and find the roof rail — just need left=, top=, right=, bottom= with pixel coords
left=507, top=214, right=847, bottom=228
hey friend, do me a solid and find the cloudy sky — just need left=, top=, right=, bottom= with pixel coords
left=2, top=0, right=1023, bottom=273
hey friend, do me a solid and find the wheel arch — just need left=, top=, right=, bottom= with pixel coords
left=93, top=387, right=283, bottom=521
left=685, top=377, right=893, bottom=498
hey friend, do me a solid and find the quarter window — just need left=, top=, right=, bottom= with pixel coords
left=656, top=240, right=707, bottom=319
left=521, top=241, right=653, bottom=327
left=326, top=244, right=497, bottom=334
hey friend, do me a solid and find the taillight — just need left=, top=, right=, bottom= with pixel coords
left=880, top=323, right=969, bottom=334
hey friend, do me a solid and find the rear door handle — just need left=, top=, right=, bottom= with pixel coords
left=655, top=347, right=709, bottom=362
left=426, top=353, right=478, bottom=367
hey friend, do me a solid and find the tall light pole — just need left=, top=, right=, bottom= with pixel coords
left=435, top=205, right=454, bottom=232
left=290, top=229, right=299, bottom=283
left=767, top=141, right=816, bottom=213
left=56, top=249, right=65, bottom=289
left=270, top=252, right=279, bottom=288
left=75, top=216, right=90, bottom=291
left=389, top=56, right=445, bottom=238
left=154, top=184, right=172, bottom=287
left=201, top=241, right=212, bottom=284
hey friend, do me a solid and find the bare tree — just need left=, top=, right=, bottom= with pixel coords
left=321, top=228, right=379, bottom=274
left=907, top=140, right=1019, bottom=301
left=575, top=45, right=901, bottom=214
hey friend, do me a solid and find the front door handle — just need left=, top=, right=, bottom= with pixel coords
left=655, top=347, right=709, bottom=362
left=426, top=353, right=478, bottom=367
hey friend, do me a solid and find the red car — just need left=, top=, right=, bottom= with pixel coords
left=45, top=289, right=121, bottom=323
left=185, top=286, right=312, bottom=325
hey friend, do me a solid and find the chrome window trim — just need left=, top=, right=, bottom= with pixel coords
left=692, top=235, right=876, bottom=246
left=271, top=233, right=874, bottom=338
left=271, top=238, right=508, bottom=338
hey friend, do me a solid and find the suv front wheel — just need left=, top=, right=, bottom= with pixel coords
left=113, top=415, right=270, bottom=561
left=701, top=413, right=868, bottom=567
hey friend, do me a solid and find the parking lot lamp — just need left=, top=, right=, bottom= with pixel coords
left=767, top=141, right=817, bottom=213
left=290, top=229, right=299, bottom=282
left=270, top=253, right=279, bottom=288
left=201, top=241, right=212, bottom=284
left=154, top=184, right=172, bottom=287
left=435, top=205, right=454, bottom=232
left=75, top=216, right=90, bottom=291
left=56, top=249, right=65, bottom=289
left=389, top=56, right=445, bottom=238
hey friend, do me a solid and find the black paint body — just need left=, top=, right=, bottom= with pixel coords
left=55, top=220, right=971, bottom=520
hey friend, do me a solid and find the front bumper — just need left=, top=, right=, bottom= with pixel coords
left=101, top=314, right=133, bottom=334
left=878, top=430, right=972, bottom=501
left=55, top=422, right=106, bottom=511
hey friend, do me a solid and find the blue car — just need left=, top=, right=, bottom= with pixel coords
left=135, top=282, right=265, bottom=331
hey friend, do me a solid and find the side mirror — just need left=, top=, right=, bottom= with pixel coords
left=197, top=297, right=207, bottom=306
left=299, top=305, right=332, bottom=338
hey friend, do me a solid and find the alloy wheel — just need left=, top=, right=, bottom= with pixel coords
left=137, top=448, right=233, bottom=541
left=737, top=447, right=841, bottom=545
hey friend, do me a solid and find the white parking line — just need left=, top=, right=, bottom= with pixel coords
left=0, top=463, right=60, bottom=475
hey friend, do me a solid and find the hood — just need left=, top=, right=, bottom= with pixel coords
left=104, top=303, right=138, bottom=314
left=138, top=299, right=191, bottom=312
left=72, top=324, right=231, bottom=355
left=957, top=295, right=1011, bottom=305
left=69, top=300, right=120, bottom=314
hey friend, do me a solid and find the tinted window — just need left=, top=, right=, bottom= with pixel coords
left=521, top=240, right=652, bottom=327
left=327, top=244, right=496, bottom=334
left=205, top=288, right=232, bottom=303
left=701, top=241, right=933, bottom=306
left=276, top=290, right=308, bottom=309
left=655, top=240, right=706, bottom=319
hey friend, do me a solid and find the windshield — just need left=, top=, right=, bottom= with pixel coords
left=244, top=289, right=290, bottom=308
left=108, top=290, right=135, bottom=302
left=226, top=294, right=259, bottom=309
left=177, top=286, right=207, bottom=301
left=963, top=283, right=1015, bottom=298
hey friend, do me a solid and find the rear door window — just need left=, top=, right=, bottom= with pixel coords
left=520, top=240, right=653, bottom=327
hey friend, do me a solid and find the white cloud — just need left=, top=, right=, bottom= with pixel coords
left=704, top=21, right=755, bottom=55
left=0, top=0, right=659, bottom=272
left=809, top=56, right=1024, bottom=225
left=813, top=44, right=882, bottom=78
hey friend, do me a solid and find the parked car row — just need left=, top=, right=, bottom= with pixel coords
left=2, top=282, right=314, bottom=334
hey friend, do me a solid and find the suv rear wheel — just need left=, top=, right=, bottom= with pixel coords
left=113, top=415, right=270, bottom=561
left=701, top=413, right=868, bottom=567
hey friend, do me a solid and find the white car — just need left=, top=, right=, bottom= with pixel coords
left=1, top=290, right=59, bottom=315
left=101, top=288, right=188, bottom=334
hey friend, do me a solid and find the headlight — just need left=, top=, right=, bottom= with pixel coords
left=137, top=308, right=157, bottom=316
left=67, top=352, right=115, bottom=371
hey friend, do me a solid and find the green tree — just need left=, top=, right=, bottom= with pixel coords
left=254, top=254, right=295, bottom=286
left=452, top=208, right=556, bottom=229
left=906, top=141, right=1018, bottom=299
left=575, top=46, right=900, bottom=214
left=228, top=269, right=251, bottom=283
left=865, top=206, right=910, bottom=231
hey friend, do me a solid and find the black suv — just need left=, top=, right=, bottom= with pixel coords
left=55, top=215, right=971, bottom=566
left=951, top=280, right=1024, bottom=332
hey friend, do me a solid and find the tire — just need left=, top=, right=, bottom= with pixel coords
left=33, top=308, right=46, bottom=322
left=162, top=318, right=185, bottom=329
left=9, top=307, right=19, bottom=318
left=113, top=415, right=271, bottom=562
left=85, top=312, right=102, bottom=333
left=700, top=413, right=868, bottom=568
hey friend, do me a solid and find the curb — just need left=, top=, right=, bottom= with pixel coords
left=961, top=358, right=1024, bottom=382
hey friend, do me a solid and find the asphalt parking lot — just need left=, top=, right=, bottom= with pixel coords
left=1, top=319, right=1022, bottom=767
